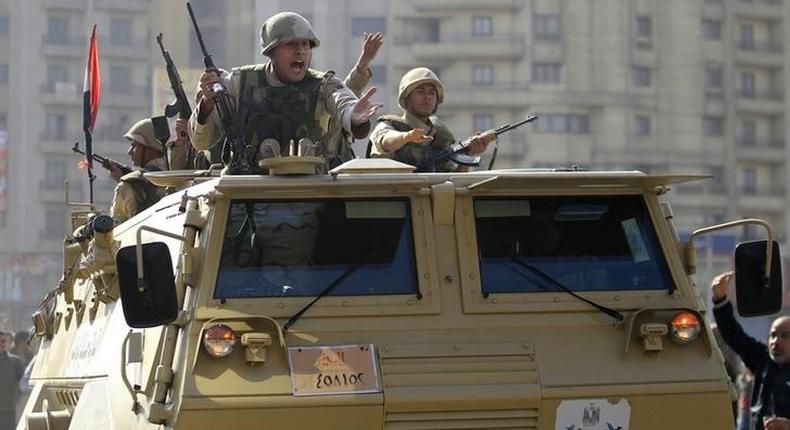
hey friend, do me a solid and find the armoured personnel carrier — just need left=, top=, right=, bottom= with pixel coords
left=18, top=159, right=782, bottom=429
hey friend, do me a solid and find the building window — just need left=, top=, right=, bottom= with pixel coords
left=703, top=116, right=724, bottom=136
left=44, top=113, right=66, bottom=140
left=472, top=16, right=493, bottom=36
left=370, top=65, right=387, bottom=85
left=0, top=16, right=8, bottom=34
left=351, top=17, right=387, bottom=36
left=739, top=23, right=754, bottom=49
left=739, top=72, right=756, bottom=97
left=0, top=64, right=7, bottom=84
left=705, top=64, right=723, bottom=89
left=532, top=63, right=561, bottom=83
left=46, top=64, right=68, bottom=90
left=632, top=66, right=651, bottom=87
left=472, top=65, right=494, bottom=85
left=534, top=14, right=561, bottom=39
left=43, top=208, right=67, bottom=239
left=44, top=159, right=67, bottom=188
left=535, top=114, right=590, bottom=134
left=473, top=114, right=494, bottom=132
left=110, top=18, right=132, bottom=46
left=739, top=119, right=757, bottom=145
left=109, top=65, right=131, bottom=94
left=701, top=19, right=722, bottom=40
left=633, top=115, right=651, bottom=136
left=46, top=17, right=68, bottom=44
left=741, top=167, right=757, bottom=194
left=635, top=15, right=652, bottom=48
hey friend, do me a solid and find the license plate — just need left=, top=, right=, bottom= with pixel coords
left=288, top=344, right=381, bottom=396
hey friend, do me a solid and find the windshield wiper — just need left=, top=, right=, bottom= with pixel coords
left=510, top=258, right=624, bottom=322
left=283, top=263, right=362, bottom=331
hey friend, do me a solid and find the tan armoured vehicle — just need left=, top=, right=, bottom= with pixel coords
left=19, top=159, right=783, bottom=430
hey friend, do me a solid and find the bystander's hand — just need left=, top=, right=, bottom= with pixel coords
left=174, top=118, right=190, bottom=145
left=764, top=416, right=790, bottom=430
left=711, top=271, right=734, bottom=302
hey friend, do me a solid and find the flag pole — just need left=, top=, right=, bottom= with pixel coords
left=82, top=24, right=101, bottom=207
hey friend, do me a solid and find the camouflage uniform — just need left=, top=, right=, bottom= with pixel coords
left=109, top=119, right=166, bottom=224
left=189, top=12, right=369, bottom=173
left=370, top=67, right=457, bottom=172
left=322, top=66, right=372, bottom=169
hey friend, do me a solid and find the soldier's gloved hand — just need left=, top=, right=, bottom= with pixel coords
left=402, top=128, right=432, bottom=145
left=466, top=130, right=496, bottom=155
left=711, top=271, right=733, bottom=302
left=351, top=87, right=383, bottom=127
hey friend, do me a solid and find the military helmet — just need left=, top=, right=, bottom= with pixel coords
left=123, top=119, right=163, bottom=153
left=398, top=67, right=445, bottom=110
left=260, top=12, right=320, bottom=56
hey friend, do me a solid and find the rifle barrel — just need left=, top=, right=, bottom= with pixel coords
left=186, top=2, right=215, bottom=70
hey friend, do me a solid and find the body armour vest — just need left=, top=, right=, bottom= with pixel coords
left=120, top=165, right=164, bottom=215
left=377, top=115, right=457, bottom=172
left=237, top=66, right=332, bottom=165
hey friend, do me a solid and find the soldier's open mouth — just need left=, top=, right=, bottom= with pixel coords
left=291, top=61, right=306, bottom=73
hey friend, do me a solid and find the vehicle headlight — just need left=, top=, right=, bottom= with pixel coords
left=203, top=323, right=236, bottom=358
left=669, top=311, right=701, bottom=344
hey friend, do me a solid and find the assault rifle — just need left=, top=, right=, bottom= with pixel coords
left=72, top=142, right=132, bottom=175
left=156, top=33, right=192, bottom=123
left=416, top=114, right=537, bottom=173
left=187, top=2, right=250, bottom=175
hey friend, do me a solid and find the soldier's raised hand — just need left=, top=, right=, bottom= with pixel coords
left=711, top=271, right=733, bottom=302
left=402, top=128, right=432, bottom=145
left=357, top=32, right=384, bottom=70
left=198, top=70, right=221, bottom=102
left=351, top=86, right=383, bottom=127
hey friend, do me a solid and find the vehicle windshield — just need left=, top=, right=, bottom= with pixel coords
left=215, top=198, right=418, bottom=298
left=474, top=196, right=674, bottom=294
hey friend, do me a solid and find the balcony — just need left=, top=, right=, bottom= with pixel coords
left=734, top=0, right=784, bottom=18
left=736, top=40, right=784, bottom=66
left=41, top=34, right=85, bottom=58
left=442, top=81, right=530, bottom=108
left=736, top=138, right=786, bottom=163
left=101, top=37, right=150, bottom=60
left=412, top=0, right=525, bottom=12
left=739, top=185, right=786, bottom=212
left=396, top=34, right=526, bottom=61
left=40, top=82, right=81, bottom=106
left=94, top=0, right=151, bottom=12
left=103, top=85, right=151, bottom=108
left=736, top=89, right=784, bottom=113
left=42, top=0, right=86, bottom=10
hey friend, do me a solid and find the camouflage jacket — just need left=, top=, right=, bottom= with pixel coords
left=109, top=158, right=166, bottom=224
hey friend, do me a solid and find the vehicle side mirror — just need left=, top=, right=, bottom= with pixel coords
left=734, top=240, right=783, bottom=317
left=116, top=242, right=178, bottom=328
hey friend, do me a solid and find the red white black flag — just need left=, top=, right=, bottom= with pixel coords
left=82, top=25, right=101, bottom=167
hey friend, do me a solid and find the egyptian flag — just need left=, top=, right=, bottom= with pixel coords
left=82, top=25, right=101, bottom=168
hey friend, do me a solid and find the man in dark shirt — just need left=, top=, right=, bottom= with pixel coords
left=712, top=271, right=790, bottom=430
left=0, top=331, right=23, bottom=430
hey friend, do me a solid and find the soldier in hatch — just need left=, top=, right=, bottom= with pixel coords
left=369, top=67, right=496, bottom=172
left=189, top=11, right=382, bottom=173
